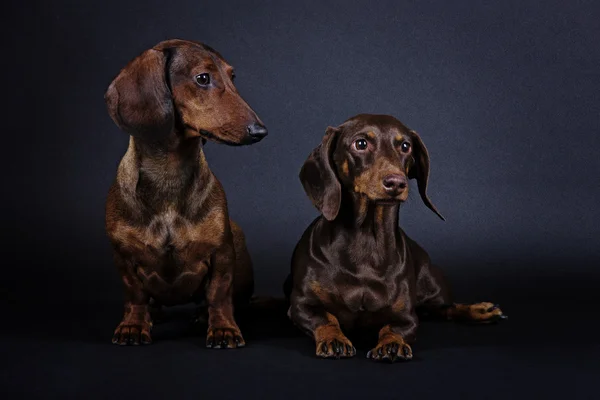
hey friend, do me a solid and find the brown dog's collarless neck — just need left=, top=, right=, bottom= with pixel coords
left=337, top=190, right=400, bottom=241
left=125, top=135, right=212, bottom=209
left=132, top=127, right=203, bottom=153
left=312, top=190, right=406, bottom=274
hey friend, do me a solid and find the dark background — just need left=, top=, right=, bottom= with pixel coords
left=3, top=0, right=599, bottom=398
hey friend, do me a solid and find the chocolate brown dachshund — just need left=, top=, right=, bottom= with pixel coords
left=105, top=39, right=267, bottom=347
left=285, top=114, right=506, bottom=362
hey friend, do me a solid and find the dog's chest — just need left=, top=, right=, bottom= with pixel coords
left=334, top=269, right=396, bottom=314
left=132, top=208, right=189, bottom=260
left=334, top=265, right=399, bottom=312
left=130, top=207, right=224, bottom=259
left=112, top=207, right=224, bottom=302
left=328, top=239, right=405, bottom=315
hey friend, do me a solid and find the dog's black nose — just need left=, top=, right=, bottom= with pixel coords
left=247, top=123, right=268, bottom=141
left=382, top=174, right=407, bottom=193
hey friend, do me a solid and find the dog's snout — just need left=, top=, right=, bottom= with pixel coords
left=382, top=174, right=407, bottom=193
left=247, top=123, right=268, bottom=141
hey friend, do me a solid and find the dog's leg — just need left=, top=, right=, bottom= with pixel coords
left=205, top=240, right=245, bottom=349
left=441, top=303, right=507, bottom=323
left=289, top=300, right=356, bottom=359
left=367, top=313, right=417, bottom=362
left=416, top=265, right=507, bottom=323
left=112, top=252, right=153, bottom=345
left=414, top=263, right=454, bottom=318
left=419, top=301, right=507, bottom=323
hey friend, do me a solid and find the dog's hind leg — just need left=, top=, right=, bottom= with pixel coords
left=438, top=302, right=507, bottom=324
left=415, top=263, right=507, bottom=323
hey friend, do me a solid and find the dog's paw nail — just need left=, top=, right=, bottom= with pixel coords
left=345, top=344, right=353, bottom=355
left=234, top=336, right=245, bottom=347
left=366, top=350, right=372, bottom=359
left=320, top=342, right=328, bottom=354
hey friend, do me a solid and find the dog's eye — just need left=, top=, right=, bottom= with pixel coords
left=401, top=142, right=411, bottom=153
left=354, top=139, right=368, bottom=151
left=195, top=73, right=211, bottom=86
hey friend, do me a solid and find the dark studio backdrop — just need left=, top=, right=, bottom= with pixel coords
left=2, top=0, right=599, bottom=398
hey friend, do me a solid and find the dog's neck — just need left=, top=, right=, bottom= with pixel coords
left=338, top=191, right=400, bottom=242
left=118, top=135, right=211, bottom=206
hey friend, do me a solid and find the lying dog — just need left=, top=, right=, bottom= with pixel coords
left=105, top=39, right=267, bottom=347
left=285, top=114, right=506, bottom=361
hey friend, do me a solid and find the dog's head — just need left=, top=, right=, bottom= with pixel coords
left=105, top=39, right=267, bottom=145
left=300, top=114, right=444, bottom=221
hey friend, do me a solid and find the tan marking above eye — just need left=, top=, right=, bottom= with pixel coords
left=367, top=131, right=376, bottom=139
left=395, top=134, right=404, bottom=142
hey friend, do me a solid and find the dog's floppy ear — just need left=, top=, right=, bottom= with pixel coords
left=105, top=49, right=173, bottom=139
left=408, top=130, right=445, bottom=221
left=299, top=126, right=342, bottom=221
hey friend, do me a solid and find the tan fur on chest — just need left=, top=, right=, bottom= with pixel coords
left=108, top=205, right=226, bottom=303
left=109, top=207, right=224, bottom=255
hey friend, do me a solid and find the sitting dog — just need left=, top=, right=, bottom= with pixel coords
left=105, top=39, right=267, bottom=347
left=285, top=114, right=506, bottom=361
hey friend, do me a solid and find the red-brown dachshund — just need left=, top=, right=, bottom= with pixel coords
left=105, top=39, right=267, bottom=347
left=285, top=114, right=506, bottom=361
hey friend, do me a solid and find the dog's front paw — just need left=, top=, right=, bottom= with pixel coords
left=206, top=326, right=245, bottom=349
left=315, top=334, right=356, bottom=359
left=452, top=302, right=507, bottom=324
left=367, top=337, right=412, bottom=362
left=112, top=320, right=153, bottom=346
